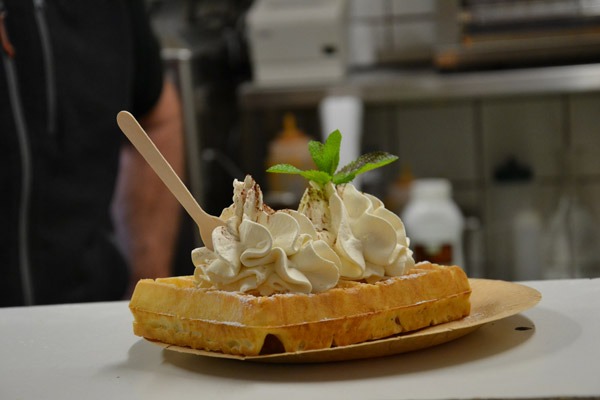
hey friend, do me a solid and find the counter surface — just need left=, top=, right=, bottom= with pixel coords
left=1, top=279, right=599, bottom=400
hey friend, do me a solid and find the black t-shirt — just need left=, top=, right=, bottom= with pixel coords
left=0, top=0, right=164, bottom=306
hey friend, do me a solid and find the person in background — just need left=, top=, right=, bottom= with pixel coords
left=0, top=0, right=184, bottom=306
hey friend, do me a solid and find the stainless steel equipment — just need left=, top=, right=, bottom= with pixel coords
left=246, top=0, right=348, bottom=86
left=435, top=0, right=600, bottom=69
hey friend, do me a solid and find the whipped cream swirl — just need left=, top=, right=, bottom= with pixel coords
left=192, top=175, right=414, bottom=295
left=192, top=176, right=341, bottom=295
left=299, top=182, right=414, bottom=282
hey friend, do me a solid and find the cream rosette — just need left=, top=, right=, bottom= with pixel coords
left=301, top=182, right=414, bottom=282
left=192, top=176, right=341, bottom=295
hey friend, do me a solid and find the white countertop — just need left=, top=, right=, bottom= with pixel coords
left=1, top=279, right=599, bottom=400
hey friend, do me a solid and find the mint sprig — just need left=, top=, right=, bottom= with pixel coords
left=309, top=130, right=340, bottom=176
left=266, top=129, right=398, bottom=186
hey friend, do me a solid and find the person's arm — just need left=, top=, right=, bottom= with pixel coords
left=113, top=79, right=184, bottom=297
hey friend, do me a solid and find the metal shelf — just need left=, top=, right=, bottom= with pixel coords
left=240, top=63, right=600, bottom=108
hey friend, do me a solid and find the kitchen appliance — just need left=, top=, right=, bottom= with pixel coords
left=435, top=0, right=600, bottom=70
left=246, top=0, right=348, bottom=86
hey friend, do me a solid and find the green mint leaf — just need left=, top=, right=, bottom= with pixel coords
left=268, top=131, right=397, bottom=187
left=298, top=170, right=331, bottom=185
left=308, top=130, right=341, bottom=176
left=267, top=165, right=331, bottom=185
left=308, top=140, right=325, bottom=170
left=266, top=164, right=304, bottom=174
left=332, top=171, right=357, bottom=185
left=332, top=152, right=398, bottom=185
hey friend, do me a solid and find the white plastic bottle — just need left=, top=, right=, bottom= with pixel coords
left=512, top=208, right=542, bottom=281
left=402, top=179, right=465, bottom=267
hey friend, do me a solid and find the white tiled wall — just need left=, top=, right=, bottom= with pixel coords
left=568, top=93, right=600, bottom=176
left=481, top=96, right=565, bottom=180
left=391, top=0, right=435, bottom=15
left=384, top=94, right=600, bottom=280
left=394, top=101, right=478, bottom=181
left=349, top=0, right=386, bottom=18
left=567, top=93, right=600, bottom=249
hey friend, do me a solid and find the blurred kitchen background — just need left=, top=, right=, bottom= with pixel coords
left=147, top=0, right=600, bottom=281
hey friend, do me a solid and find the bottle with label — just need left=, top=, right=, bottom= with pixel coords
left=402, top=179, right=465, bottom=267
left=265, top=113, right=314, bottom=208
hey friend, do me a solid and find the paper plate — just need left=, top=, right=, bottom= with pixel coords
left=146, top=279, right=541, bottom=363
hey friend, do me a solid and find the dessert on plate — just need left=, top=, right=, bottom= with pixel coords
left=129, top=130, right=471, bottom=356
